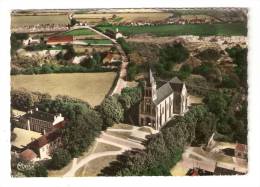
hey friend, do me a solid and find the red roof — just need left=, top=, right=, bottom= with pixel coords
left=28, top=121, right=66, bottom=149
left=53, top=120, right=66, bottom=129
left=47, top=35, right=73, bottom=43
left=20, top=149, right=37, bottom=161
left=236, top=144, right=247, bottom=152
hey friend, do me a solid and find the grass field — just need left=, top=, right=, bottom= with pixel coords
left=97, top=22, right=247, bottom=36
left=11, top=15, right=69, bottom=27
left=63, top=28, right=95, bottom=36
left=75, top=155, right=118, bottom=176
left=93, top=142, right=121, bottom=154
left=83, top=39, right=113, bottom=45
left=11, top=72, right=117, bottom=106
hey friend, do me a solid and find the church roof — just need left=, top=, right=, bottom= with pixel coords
left=169, top=77, right=184, bottom=92
left=153, top=83, right=173, bottom=105
left=169, top=77, right=182, bottom=84
left=170, top=83, right=184, bottom=92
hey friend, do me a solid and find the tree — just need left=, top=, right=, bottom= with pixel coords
left=178, top=63, right=193, bottom=80
left=221, top=75, right=239, bottom=88
left=203, top=92, right=228, bottom=117
left=63, top=45, right=75, bottom=60
left=97, top=96, right=124, bottom=129
left=117, top=38, right=132, bottom=54
left=11, top=33, right=29, bottom=55
left=159, top=43, right=189, bottom=64
left=119, top=87, right=141, bottom=109
left=226, top=45, right=247, bottom=86
left=50, top=148, right=71, bottom=169
left=194, top=112, right=217, bottom=145
left=195, top=48, right=221, bottom=61
left=112, top=14, right=117, bottom=19
left=34, top=164, right=48, bottom=177
left=127, top=63, right=138, bottom=81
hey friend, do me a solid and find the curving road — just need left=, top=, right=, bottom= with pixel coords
left=63, top=150, right=125, bottom=177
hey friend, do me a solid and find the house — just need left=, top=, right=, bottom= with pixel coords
left=27, top=128, right=63, bottom=159
left=72, top=55, right=88, bottom=64
left=23, top=37, right=41, bottom=46
left=139, top=69, right=189, bottom=130
left=19, top=108, right=64, bottom=134
left=47, top=35, right=73, bottom=45
left=115, top=28, right=123, bottom=39
left=102, top=52, right=122, bottom=64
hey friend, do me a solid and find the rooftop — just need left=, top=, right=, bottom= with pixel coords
left=47, top=35, right=73, bottom=43
left=28, top=128, right=61, bottom=149
left=154, top=82, right=173, bottom=105
left=24, top=109, right=58, bottom=123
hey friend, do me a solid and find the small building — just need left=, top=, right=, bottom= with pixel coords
left=72, top=55, right=88, bottom=64
left=23, top=37, right=41, bottom=46
left=139, top=69, right=189, bottom=130
left=47, top=35, right=73, bottom=45
left=27, top=128, right=63, bottom=159
left=102, top=52, right=122, bottom=64
left=235, top=143, right=248, bottom=160
left=19, top=108, right=64, bottom=134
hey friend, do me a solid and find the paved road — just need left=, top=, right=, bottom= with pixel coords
left=63, top=128, right=146, bottom=177
left=100, top=132, right=145, bottom=150
left=73, top=26, right=129, bottom=95
left=63, top=150, right=125, bottom=177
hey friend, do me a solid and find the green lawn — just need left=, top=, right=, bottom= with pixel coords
left=63, top=28, right=95, bottom=36
left=83, top=39, right=113, bottom=45
left=97, top=22, right=247, bottom=36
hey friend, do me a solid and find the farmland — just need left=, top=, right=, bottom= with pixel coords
left=74, top=12, right=172, bottom=24
left=63, top=28, right=95, bottom=36
left=97, top=22, right=247, bottom=36
left=83, top=39, right=113, bottom=45
left=11, top=72, right=117, bottom=106
left=11, top=15, right=69, bottom=27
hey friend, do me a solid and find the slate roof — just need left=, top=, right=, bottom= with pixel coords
left=24, top=110, right=56, bottom=123
left=153, top=83, right=173, bottom=105
left=169, top=77, right=184, bottom=92
left=169, top=77, right=182, bottom=84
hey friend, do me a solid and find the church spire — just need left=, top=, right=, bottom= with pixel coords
left=146, top=67, right=157, bottom=101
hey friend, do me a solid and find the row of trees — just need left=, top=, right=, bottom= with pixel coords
left=11, top=63, right=115, bottom=75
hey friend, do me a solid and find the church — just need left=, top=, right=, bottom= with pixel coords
left=139, top=69, right=189, bottom=130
